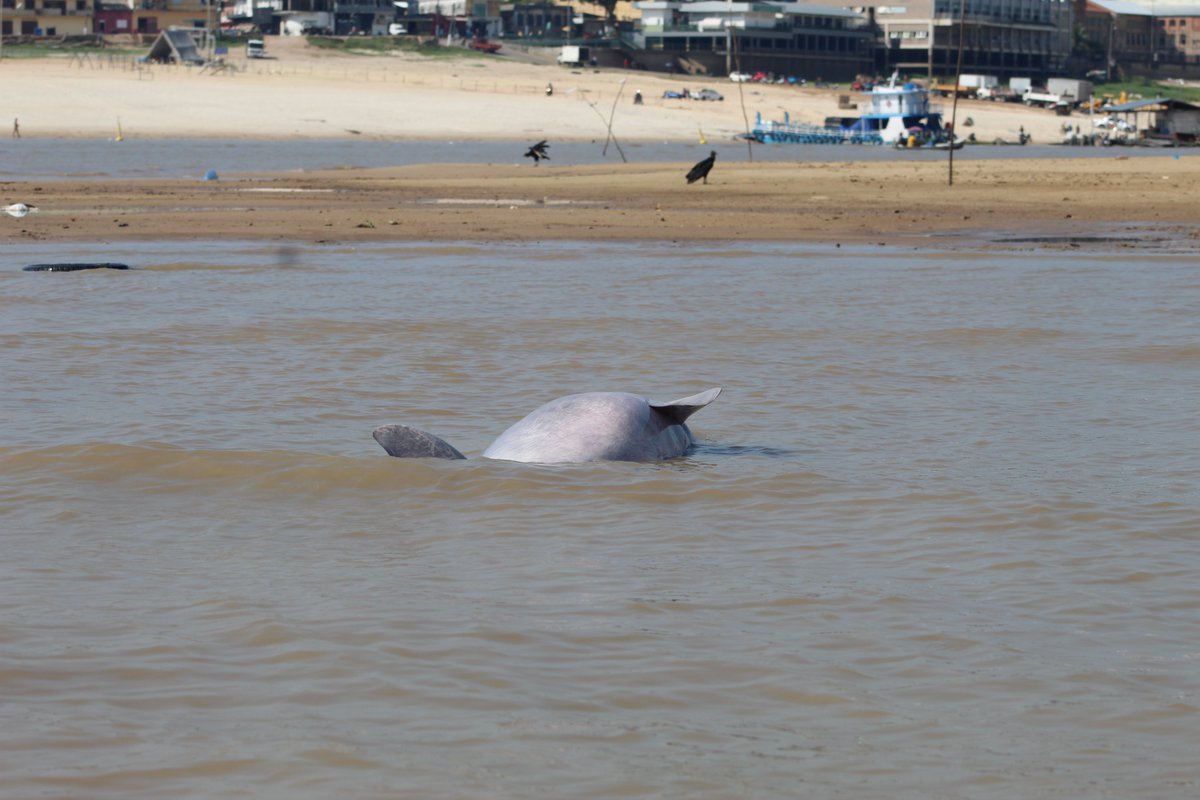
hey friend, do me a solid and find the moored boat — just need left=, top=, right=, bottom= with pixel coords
left=751, top=74, right=952, bottom=147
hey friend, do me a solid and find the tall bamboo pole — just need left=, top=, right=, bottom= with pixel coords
left=948, top=0, right=969, bottom=186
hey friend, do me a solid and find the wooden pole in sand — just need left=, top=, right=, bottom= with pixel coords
left=603, top=79, right=626, bottom=159
left=948, top=0, right=968, bottom=186
left=731, top=30, right=753, bottom=162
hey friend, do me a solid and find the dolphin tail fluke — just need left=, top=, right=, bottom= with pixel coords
left=649, top=387, right=722, bottom=425
left=373, top=425, right=467, bottom=459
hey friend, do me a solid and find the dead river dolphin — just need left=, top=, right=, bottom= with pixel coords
left=373, top=387, right=721, bottom=464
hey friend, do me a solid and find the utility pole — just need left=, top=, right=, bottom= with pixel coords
left=1107, top=12, right=1114, bottom=79
left=949, top=0, right=967, bottom=186
left=725, top=0, right=732, bottom=75
left=207, top=0, right=216, bottom=62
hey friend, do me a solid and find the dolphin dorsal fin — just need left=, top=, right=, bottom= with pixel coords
left=649, top=387, right=722, bottom=425
left=373, top=425, right=466, bottom=459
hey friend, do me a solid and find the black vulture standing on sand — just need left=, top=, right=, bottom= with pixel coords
left=686, top=151, right=716, bottom=184
left=525, top=140, right=550, bottom=164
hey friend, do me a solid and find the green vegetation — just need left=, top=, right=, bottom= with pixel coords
left=1094, top=79, right=1200, bottom=104
left=306, top=36, right=495, bottom=61
left=0, top=41, right=143, bottom=59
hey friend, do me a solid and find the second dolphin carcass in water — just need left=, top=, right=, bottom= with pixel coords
left=373, top=387, right=721, bottom=464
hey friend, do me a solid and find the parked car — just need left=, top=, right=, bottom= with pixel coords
left=1094, top=116, right=1135, bottom=132
left=388, top=23, right=407, bottom=35
left=693, top=88, right=724, bottom=101
left=468, top=39, right=501, bottom=53
left=729, top=72, right=751, bottom=82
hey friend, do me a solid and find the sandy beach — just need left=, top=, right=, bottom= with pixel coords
left=3, top=37, right=1199, bottom=249
left=5, top=36, right=1071, bottom=143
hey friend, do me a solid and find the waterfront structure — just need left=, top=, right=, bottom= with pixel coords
left=1103, top=95, right=1200, bottom=139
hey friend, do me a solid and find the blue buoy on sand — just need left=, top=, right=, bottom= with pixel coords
left=204, top=169, right=219, bottom=181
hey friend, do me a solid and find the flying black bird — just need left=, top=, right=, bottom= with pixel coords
left=686, top=151, right=716, bottom=185
left=525, top=140, right=550, bottom=164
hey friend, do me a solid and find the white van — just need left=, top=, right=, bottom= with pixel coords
left=246, top=39, right=266, bottom=58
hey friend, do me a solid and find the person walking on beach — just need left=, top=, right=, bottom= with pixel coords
left=12, top=118, right=20, bottom=139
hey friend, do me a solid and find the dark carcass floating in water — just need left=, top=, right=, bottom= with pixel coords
left=23, top=263, right=131, bottom=272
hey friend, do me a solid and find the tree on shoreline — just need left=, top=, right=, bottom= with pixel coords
left=597, top=0, right=619, bottom=26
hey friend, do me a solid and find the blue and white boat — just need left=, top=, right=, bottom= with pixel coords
left=751, top=75, right=949, bottom=146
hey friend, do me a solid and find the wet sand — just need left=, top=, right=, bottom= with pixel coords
left=5, top=157, right=1199, bottom=250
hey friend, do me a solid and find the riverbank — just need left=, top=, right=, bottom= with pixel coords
left=3, top=35, right=1074, bottom=145
left=5, top=157, right=1198, bottom=250
left=3, top=38, right=1198, bottom=251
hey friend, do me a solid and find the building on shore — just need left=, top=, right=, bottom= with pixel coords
left=631, top=1, right=874, bottom=81
left=1154, top=4, right=1200, bottom=70
left=225, top=0, right=399, bottom=36
left=627, top=0, right=1075, bottom=81
left=92, top=0, right=216, bottom=38
left=1104, top=95, right=1200, bottom=140
left=2, top=0, right=97, bottom=36
left=872, top=0, right=1073, bottom=80
left=625, top=0, right=1200, bottom=80
left=1076, top=1, right=1200, bottom=78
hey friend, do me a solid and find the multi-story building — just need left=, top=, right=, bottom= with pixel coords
left=2, top=0, right=96, bottom=36
left=92, top=0, right=214, bottom=37
left=227, top=0, right=396, bottom=35
left=498, top=1, right=573, bottom=37
left=632, top=1, right=874, bottom=80
left=1075, top=1, right=1152, bottom=75
left=1151, top=4, right=1200, bottom=67
left=397, top=0, right=503, bottom=37
left=332, top=0, right=398, bottom=33
left=874, top=0, right=1072, bottom=79
left=1076, top=1, right=1200, bottom=75
left=628, top=0, right=1081, bottom=80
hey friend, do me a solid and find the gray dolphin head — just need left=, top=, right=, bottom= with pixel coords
left=373, top=387, right=721, bottom=464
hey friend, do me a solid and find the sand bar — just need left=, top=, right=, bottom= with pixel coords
left=3, top=40, right=1199, bottom=250
left=5, top=158, right=1198, bottom=250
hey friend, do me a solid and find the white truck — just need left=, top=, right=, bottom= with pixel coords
left=1022, top=87, right=1070, bottom=108
left=975, top=85, right=1020, bottom=102
left=959, top=74, right=999, bottom=90
left=1047, top=78, right=1093, bottom=104
left=557, top=45, right=589, bottom=66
